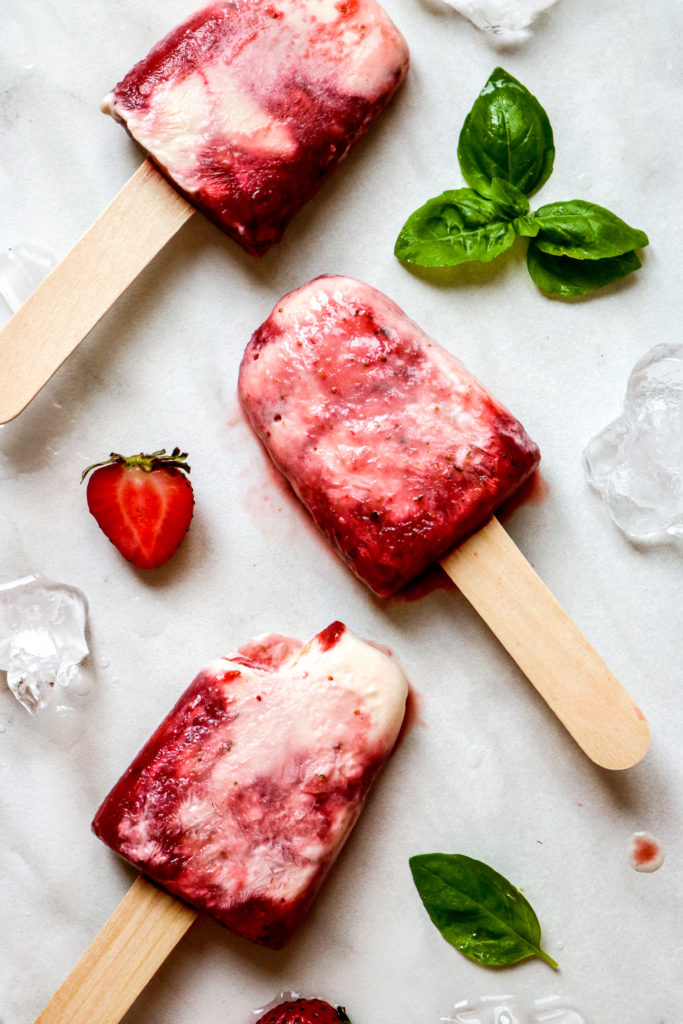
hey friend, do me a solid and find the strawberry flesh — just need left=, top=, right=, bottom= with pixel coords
left=255, top=999, right=350, bottom=1024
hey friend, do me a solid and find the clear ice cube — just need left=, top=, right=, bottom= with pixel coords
left=0, top=243, right=56, bottom=322
left=0, top=574, right=89, bottom=713
left=584, top=343, right=683, bottom=544
left=421, top=0, right=562, bottom=45
left=444, top=995, right=586, bottom=1024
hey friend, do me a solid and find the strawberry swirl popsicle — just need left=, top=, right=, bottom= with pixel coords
left=101, top=0, right=409, bottom=255
left=92, top=621, right=407, bottom=949
left=238, top=276, right=540, bottom=597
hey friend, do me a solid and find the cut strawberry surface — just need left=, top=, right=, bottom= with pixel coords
left=82, top=448, right=194, bottom=569
left=255, top=998, right=351, bottom=1024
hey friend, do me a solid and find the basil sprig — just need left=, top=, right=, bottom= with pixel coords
left=458, top=67, right=555, bottom=200
left=527, top=244, right=642, bottom=297
left=395, top=189, right=516, bottom=267
left=395, top=68, right=649, bottom=297
left=409, top=852, right=558, bottom=968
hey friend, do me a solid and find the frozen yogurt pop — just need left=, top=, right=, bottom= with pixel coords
left=0, top=0, right=408, bottom=422
left=102, top=0, right=409, bottom=256
left=35, top=622, right=407, bottom=1024
left=239, top=276, right=650, bottom=771
left=239, top=275, right=540, bottom=596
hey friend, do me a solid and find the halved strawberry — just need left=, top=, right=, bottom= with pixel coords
left=255, top=998, right=351, bottom=1024
left=82, top=448, right=194, bottom=569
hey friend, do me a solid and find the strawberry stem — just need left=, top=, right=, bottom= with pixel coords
left=81, top=447, right=191, bottom=483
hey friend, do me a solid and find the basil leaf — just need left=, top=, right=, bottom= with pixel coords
left=513, top=214, right=540, bottom=238
left=489, top=177, right=530, bottom=218
left=409, top=853, right=558, bottom=968
left=527, top=241, right=642, bottom=296
left=458, top=68, right=555, bottom=199
left=394, top=189, right=515, bottom=267
left=531, top=200, right=649, bottom=259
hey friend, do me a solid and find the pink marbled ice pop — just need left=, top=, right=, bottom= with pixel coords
left=102, top=0, right=409, bottom=255
left=92, top=622, right=407, bottom=949
left=239, top=276, right=541, bottom=596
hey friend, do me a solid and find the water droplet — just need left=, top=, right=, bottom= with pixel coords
left=70, top=674, right=92, bottom=696
left=467, top=743, right=484, bottom=768
left=628, top=831, right=665, bottom=872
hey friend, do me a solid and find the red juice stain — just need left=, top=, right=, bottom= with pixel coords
left=628, top=831, right=665, bottom=872
left=224, top=399, right=246, bottom=431
left=230, top=634, right=303, bottom=672
left=238, top=441, right=295, bottom=533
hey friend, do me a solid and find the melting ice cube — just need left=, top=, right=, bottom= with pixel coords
left=421, top=0, right=563, bottom=45
left=448, top=997, right=521, bottom=1024
left=0, top=575, right=89, bottom=713
left=444, top=995, right=586, bottom=1024
left=584, top=343, right=683, bottom=544
left=0, top=243, right=56, bottom=322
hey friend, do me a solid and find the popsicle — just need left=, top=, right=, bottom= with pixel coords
left=238, top=275, right=650, bottom=770
left=0, top=0, right=409, bottom=423
left=35, top=622, right=407, bottom=1024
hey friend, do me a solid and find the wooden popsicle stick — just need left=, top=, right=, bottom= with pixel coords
left=439, top=516, right=650, bottom=770
left=0, top=160, right=194, bottom=424
left=35, top=875, right=197, bottom=1024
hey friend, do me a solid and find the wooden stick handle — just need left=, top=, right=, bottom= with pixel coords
left=0, top=160, right=194, bottom=424
left=439, top=517, right=650, bottom=770
left=34, top=876, right=197, bottom=1024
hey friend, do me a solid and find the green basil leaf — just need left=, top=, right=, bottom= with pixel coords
left=458, top=68, right=555, bottom=199
left=527, top=241, right=642, bottom=296
left=489, top=177, right=530, bottom=218
left=531, top=200, right=649, bottom=259
left=409, top=853, right=558, bottom=968
left=513, top=214, right=540, bottom=238
left=394, top=189, right=515, bottom=267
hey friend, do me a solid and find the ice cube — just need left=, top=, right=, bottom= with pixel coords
left=444, top=996, right=587, bottom=1024
left=0, top=243, right=56, bottom=322
left=0, top=574, right=89, bottom=713
left=421, top=0, right=562, bottom=45
left=448, top=997, right=521, bottom=1024
left=584, top=343, right=683, bottom=544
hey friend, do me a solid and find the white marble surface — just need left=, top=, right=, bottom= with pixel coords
left=1, top=1, right=682, bottom=1022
